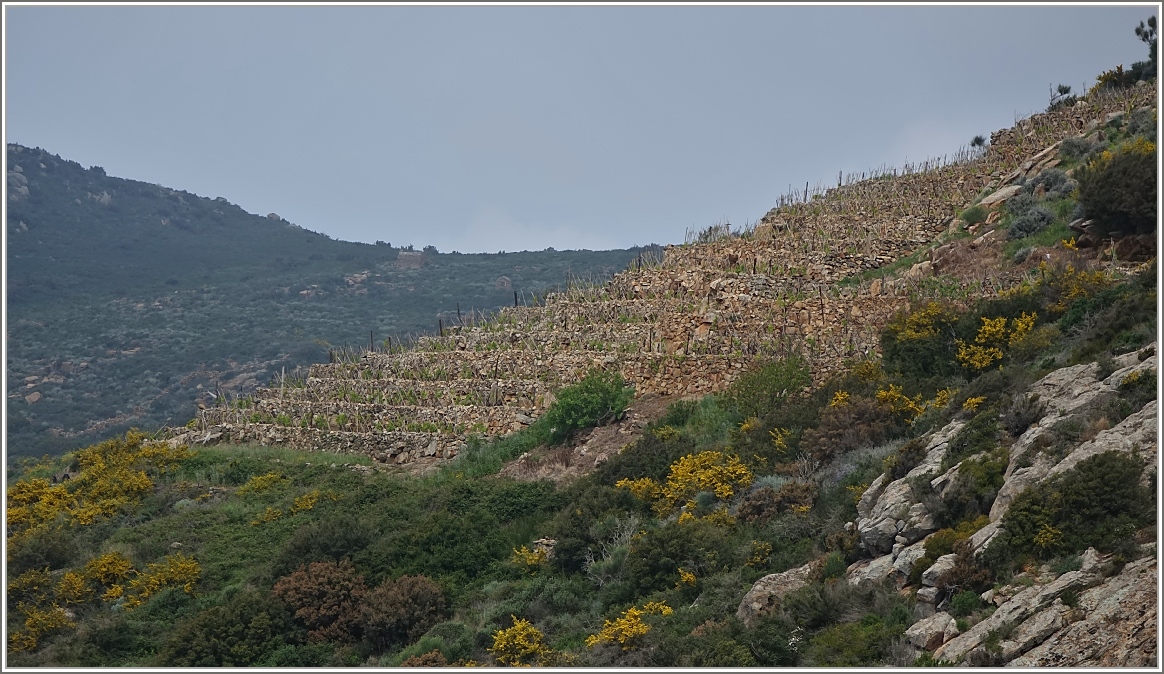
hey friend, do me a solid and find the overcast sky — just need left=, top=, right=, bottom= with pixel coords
left=4, top=3, right=1156, bottom=253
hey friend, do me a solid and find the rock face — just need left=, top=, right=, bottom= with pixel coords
left=1008, top=556, right=1157, bottom=667
left=736, top=561, right=816, bottom=628
left=855, top=420, right=962, bottom=555
left=905, top=611, right=957, bottom=650
left=840, top=341, right=1158, bottom=667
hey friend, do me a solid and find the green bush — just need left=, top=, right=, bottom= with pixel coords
left=960, top=205, right=988, bottom=226
left=800, top=602, right=911, bottom=667
left=157, top=590, right=302, bottom=666
left=1075, top=139, right=1158, bottom=236
left=948, top=590, right=981, bottom=617
left=624, top=520, right=729, bottom=595
left=1000, top=451, right=1154, bottom=560
left=1007, top=205, right=1055, bottom=240
left=725, top=355, right=812, bottom=419
left=541, top=369, right=634, bottom=445
left=883, top=436, right=928, bottom=480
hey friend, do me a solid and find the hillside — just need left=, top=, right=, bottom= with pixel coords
left=4, top=64, right=1157, bottom=668
left=4, top=148, right=649, bottom=460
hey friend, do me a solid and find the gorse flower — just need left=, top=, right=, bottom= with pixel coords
left=488, top=616, right=551, bottom=666
left=585, top=601, right=672, bottom=650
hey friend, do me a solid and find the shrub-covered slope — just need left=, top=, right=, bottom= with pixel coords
left=5, top=143, right=648, bottom=460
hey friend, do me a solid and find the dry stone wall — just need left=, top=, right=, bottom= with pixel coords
left=181, top=84, right=1153, bottom=467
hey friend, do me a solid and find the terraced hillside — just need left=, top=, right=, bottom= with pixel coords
left=177, top=83, right=1156, bottom=469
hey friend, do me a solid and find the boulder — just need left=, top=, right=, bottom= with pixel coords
left=921, top=554, right=957, bottom=587
left=736, top=561, right=816, bottom=627
left=906, top=611, right=955, bottom=650
left=846, top=553, right=895, bottom=587
left=1008, top=556, right=1157, bottom=667
left=892, top=540, right=928, bottom=585
left=935, top=548, right=1104, bottom=663
left=977, top=185, right=1023, bottom=208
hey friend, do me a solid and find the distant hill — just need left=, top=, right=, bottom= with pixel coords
left=5, top=143, right=653, bottom=460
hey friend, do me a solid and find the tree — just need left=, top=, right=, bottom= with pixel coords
left=1135, top=16, right=1157, bottom=65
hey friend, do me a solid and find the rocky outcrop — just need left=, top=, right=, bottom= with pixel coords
left=933, top=550, right=1157, bottom=667
left=1008, top=555, right=1157, bottom=667
left=855, top=419, right=962, bottom=555
left=905, top=611, right=958, bottom=650
left=736, top=561, right=816, bottom=628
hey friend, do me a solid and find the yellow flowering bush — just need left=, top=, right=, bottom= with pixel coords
left=956, top=313, right=1039, bottom=371
left=746, top=541, right=772, bottom=568
left=84, top=552, right=134, bottom=585
left=617, top=451, right=752, bottom=519
left=962, top=396, right=987, bottom=412
left=9, top=603, right=75, bottom=652
left=585, top=601, right=672, bottom=650
left=249, top=507, right=283, bottom=526
left=6, top=432, right=193, bottom=549
left=885, top=301, right=958, bottom=341
left=237, top=471, right=287, bottom=495
left=829, top=390, right=850, bottom=407
left=510, top=545, right=548, bottom=574
left=875, top=384, right=926, bottom=421
left=55, top=571, right=93, bottom=605
left=488, top=616, right=552, bottom=666
left=676, top=568, right=697, bottom=586
left=122, top=552, right=201, bottom=610
left=290, top=489, right=320, bottom=514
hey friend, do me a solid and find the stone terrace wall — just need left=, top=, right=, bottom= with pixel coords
left=181, top=83, right=1154, bottom=467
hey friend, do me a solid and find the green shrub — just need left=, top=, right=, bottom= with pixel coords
left=156, top=590, right=302, bottom=666
left=725, top=355, right=811, bottom=420
left=1075, top=139, right=1158, bottom=236
left=883, top=436, right=928, bottom=480
left=821, top=551, right=847, bottom=580
left=271, top=517, right=374, bottom=579
left=1007, top=205, right=1055, bottom=240
left=624, top=520, right=729, bottom=595
left=800, top=602, right=911, bottom=667
left=1000, top=451, right=1154, bottom=560
left=948, top=590, right=981, bottom=617
left=945, top=408, right=1001, bottom=468
left=541, top=369, right=634, bottom=445
left=960, top=205, right=988, bottom=226
left=1059, top=136, right=1099, bottom=163
left=1028, top=168, right=1077, bottom=200
left=1001, top=393, right=1046, bottom=437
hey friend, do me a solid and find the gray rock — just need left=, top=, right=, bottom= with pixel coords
left=1008, top=556, right=1157, bottom=667
left=846, top=553, right=895, bottom=587
left=916, top=586, right=940, bottom=604
left=892, top=540, right=928, bottom=584
left=906, top=611, right=955, bottom=650
left=1047, top=400, right=1157, bottom=483
left=736, top=561, right=816, bottom=627
left=921, top=554, right=958, bottom=587
left=978, top=184, right=1023, bottom=208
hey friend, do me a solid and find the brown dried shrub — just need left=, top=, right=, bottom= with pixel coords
left=362, top=574, right=449, bottom=653
left=272, top=559, right=367, bottom=644
left=800, top=396, right=895, bottom=464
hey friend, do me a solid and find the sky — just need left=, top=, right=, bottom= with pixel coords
left=3, top=3, right=1157, bottom=253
